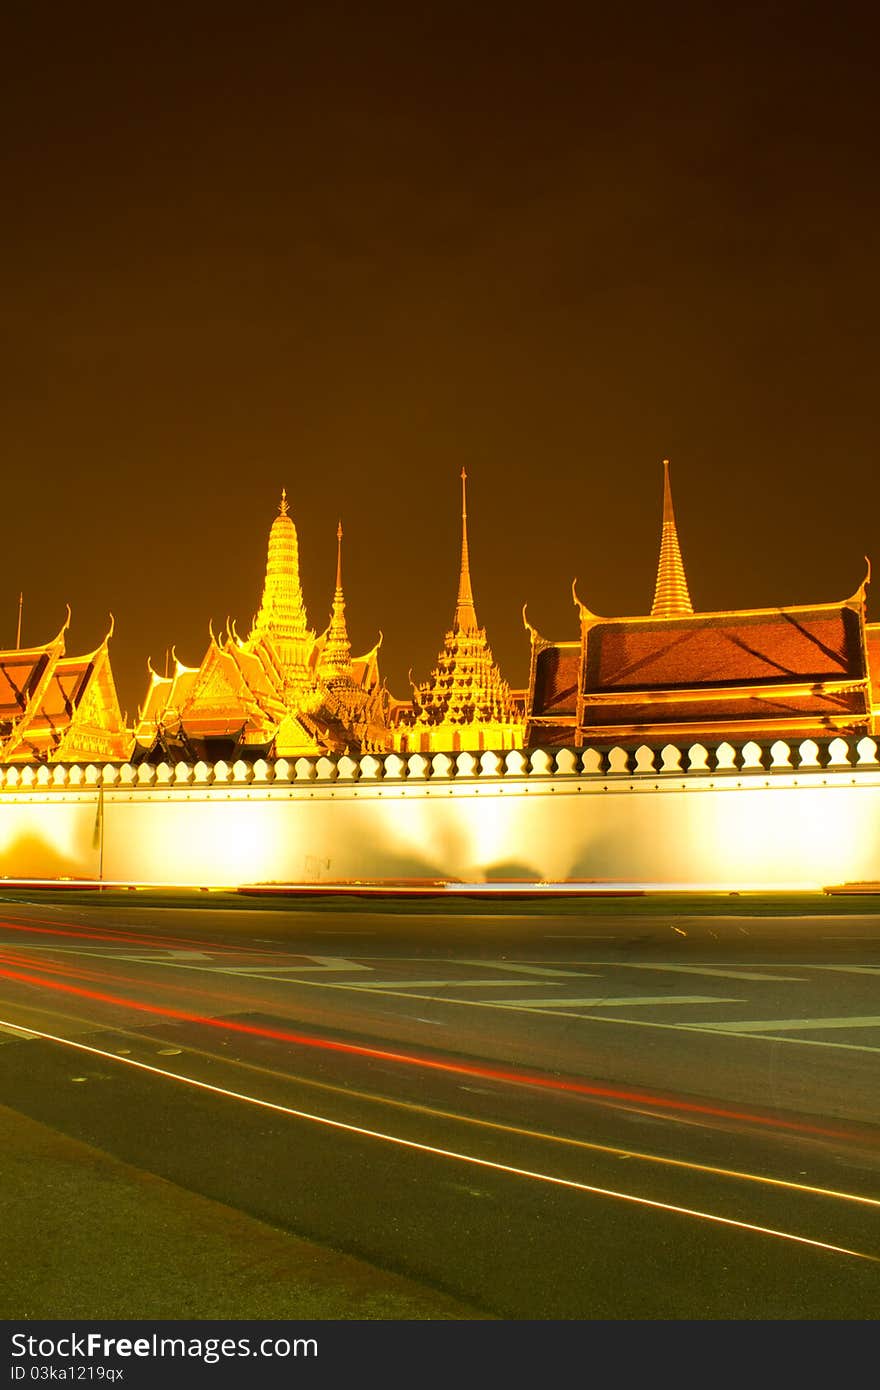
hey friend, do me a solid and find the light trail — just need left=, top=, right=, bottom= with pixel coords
left=2, top=992, right=878, bottom=1214
left=0, top=946, right=289, bottom=1014
left=0, top=911, right=288, bottom=960
left=0, top=962, right=870, bottom=1142
left=1, top=1015, right=876, bottom=1265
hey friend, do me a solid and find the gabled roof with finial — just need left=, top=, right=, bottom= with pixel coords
left=526, top=460, right=874, bottom=744
left=0, top=614, right=130, bottom=761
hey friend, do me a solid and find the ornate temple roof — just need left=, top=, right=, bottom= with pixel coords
left=404, top=471, right=523, bottom=751
left=0, top=616, right=130, bottom=762
left=135, top=493, right=391, bottom=760
left=580, top=601, right=866, bottom=691
left=526, top=462, right=874, bottom=745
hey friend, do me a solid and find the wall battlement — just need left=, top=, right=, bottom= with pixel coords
left=1, top=733, right=878, bottom=791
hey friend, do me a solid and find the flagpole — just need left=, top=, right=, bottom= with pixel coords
left=93, top=783, right=105, bottom=888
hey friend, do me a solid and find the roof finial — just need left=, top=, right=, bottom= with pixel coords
left=651, top=458, right=693, bottom=618
left=279, top=487, right=289, bottom=517
left=454, top=467, right=478, bottom=633
left=319, top=520, right=351, bottom=679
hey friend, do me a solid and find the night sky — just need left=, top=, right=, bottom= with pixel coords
left=2, top=5, right=878, bottom=721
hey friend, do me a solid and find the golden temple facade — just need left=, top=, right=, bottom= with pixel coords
left=0, top=613, right=130, bottom=764
left=1, top=464, right=876, bottom=767
left=134, top=492, right=389, bottom=762
left=394, top=470, right=524, bottom=753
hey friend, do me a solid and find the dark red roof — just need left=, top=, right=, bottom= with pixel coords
left=583, top=606, right=864, bottom=692
left=24, top=658, right=94, bottom=730
left=532, top=644, right=580, bottom=717
left=0, top=652, right=50, bottom=724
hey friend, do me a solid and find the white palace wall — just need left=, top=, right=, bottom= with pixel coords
left=0, top=737, right=878, bottom=890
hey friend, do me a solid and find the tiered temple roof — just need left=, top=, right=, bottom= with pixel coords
left=398, top=471, right=523, bottom=753
left=134, top=492, right=389, bottom=761
left=0, top=614, right=130, bottom=763
left=527, top=462, right=874, bottom=747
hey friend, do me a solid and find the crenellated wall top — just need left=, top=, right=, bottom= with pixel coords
left=0, top=735, right=878, bottom=790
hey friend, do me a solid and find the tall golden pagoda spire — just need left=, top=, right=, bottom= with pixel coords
left=651, top=458, right=693, bottom=618
left=251, top=489, right=310, bottom=642
left=319, top=521, right=352, bottom=680
left=400, top=470, right=523, bottom=753
left=454, top=468, right=478, bottom=634
left=247, top=489, right=317, bottom=703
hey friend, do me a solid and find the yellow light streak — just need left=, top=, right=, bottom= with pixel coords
left=175, top=1037, right=880, bottom=1211
left=2, top=1013, right=876, bottom=1264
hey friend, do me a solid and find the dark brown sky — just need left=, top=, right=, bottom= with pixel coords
left=2, top=4, right=878, bottom=720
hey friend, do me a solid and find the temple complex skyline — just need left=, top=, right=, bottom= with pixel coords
left=6, top=451, right=879, bottom=734
left=1, top=461, right=877, bottom=764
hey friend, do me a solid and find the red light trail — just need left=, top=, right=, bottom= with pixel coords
left=0, top=959, right=870, bottom=1144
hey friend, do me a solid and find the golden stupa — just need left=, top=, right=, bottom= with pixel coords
left=395, top=470, right=524, bottom=754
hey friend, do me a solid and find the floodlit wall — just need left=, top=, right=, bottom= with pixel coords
left=0, top=736, right=879, bottom=890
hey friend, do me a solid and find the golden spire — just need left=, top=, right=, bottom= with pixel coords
left=651, top=458, right=693, bottom=618
left=320, top=521, right=351, bottom=679
left=403, top=469, right=523, bottom=752
left=250, top=488, right=310, bottom=644
left=454, top=467, right=478, bottom=634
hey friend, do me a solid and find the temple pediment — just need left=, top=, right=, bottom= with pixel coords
left=0, top=621, right=131, bottom=763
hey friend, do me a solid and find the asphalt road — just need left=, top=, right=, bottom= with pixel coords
left=0, top=890, right=878, bottom=1319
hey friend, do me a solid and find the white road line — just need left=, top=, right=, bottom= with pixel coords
left=607, top=964, right=805, bottom=982
left=215, top=956, right=371, bottom=973
left=127, top=950, right=215, bottom=961
left=2, top=1015, right=874, bottom=1265
left=701, top=1016, right=880, bottom=1034
left=454, top=960, right=600, bottom=978
left=484, top=995, right=741, bottom=1010
left=344, top=980, right=584, bottom=990
left=0, top=1021, right=37, bottom=1039
left=807, top=965, right=880, bottom=975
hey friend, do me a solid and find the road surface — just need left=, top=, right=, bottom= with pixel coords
left=0, top=889, right=878, bottom=1319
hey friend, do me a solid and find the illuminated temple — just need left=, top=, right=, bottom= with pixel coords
left=133, top=492, right=388, bottom=761
left=394, top=470, right=524, bottom=753
left=526, top=461, right=877, bottom=748
left=0, top=466, right=877, bottom=767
